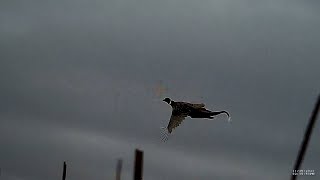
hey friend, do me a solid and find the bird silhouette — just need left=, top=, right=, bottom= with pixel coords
left=161, top=97, right=231, bottom=141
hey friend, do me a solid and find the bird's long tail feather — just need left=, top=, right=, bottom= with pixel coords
left=210, top=111, right=232, bottom=123
left=160, top=127, right=170, bottom=142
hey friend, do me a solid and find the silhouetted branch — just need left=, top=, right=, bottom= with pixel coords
left=291, top=95, right=320, bottom=180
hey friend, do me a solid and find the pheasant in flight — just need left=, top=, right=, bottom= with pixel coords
left=161, top=97, right=231, bottom=141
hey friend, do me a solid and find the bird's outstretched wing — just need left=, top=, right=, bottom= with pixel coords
left=161, top=113, right=187, bottom=141
left=187, top=103, right=205, bottom=109
left=167, top=113, right=187, bottom=133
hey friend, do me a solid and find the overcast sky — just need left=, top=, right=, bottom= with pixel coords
left=1, top=0, right=320, bottom=180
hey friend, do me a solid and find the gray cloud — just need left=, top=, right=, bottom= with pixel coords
left=1, top=0, right=319, bottom=180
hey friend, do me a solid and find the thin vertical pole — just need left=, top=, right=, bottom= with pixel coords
left=116, top=159, right=123, bottom=180
left=133, top=149, right=144, bottom=180
left=291, top=95, right=320, bottom=180
left=62, top=161, right=67, bottom=180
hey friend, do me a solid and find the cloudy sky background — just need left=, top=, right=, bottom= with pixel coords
left=1, top=0, right=320, bottom=180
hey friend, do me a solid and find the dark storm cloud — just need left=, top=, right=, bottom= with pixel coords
left=1, top=0, right=319, bottom=180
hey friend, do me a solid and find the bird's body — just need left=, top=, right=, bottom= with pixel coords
left=161, top=98, right=231, bottom=141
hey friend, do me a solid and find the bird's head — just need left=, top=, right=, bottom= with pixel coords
left=163, top=97, right=171, bottom=104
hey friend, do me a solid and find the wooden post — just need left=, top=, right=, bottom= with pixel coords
left=133, top=149, right=144, bottom=180
left=62, top=161, right=67, bottom=180
left=116, top=159, right=123, bottom=180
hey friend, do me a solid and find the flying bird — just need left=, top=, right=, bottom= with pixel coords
left=161, top=97, right=231, bottom=141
